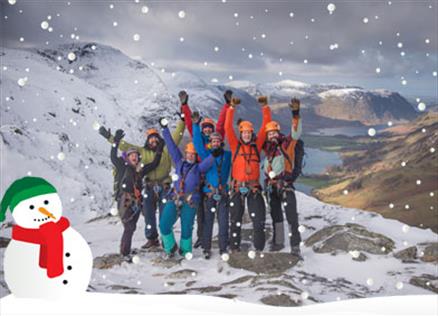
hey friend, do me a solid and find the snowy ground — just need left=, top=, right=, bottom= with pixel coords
left=2, top=191, right=435, bottom=305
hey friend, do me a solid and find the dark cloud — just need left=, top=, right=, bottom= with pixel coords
left=2, top=0, right=437, bottom=96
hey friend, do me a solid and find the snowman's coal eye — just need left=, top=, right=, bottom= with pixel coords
left=29, top=205, right=35, bottom=210
left=44, top=200, right=49, bottom=205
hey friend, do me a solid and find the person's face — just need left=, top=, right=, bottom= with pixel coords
left=241, top=130, right=252, bottom=143
left=202, top=125, right=213, bottom=136
left=267, top=130, right=279, bottom=142
left=128, top=152, right=139, bottom=166
left=210, top=138, right=222, bottom=149
left=186, top=152, right=196, bottom=163
left=147, top=135, right=159, bottom=149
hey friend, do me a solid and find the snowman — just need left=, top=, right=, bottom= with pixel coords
left=1, top=177, right=93, bottom=298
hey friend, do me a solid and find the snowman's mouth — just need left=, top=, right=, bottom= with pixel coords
left=33, top=216, right=51, bottom=223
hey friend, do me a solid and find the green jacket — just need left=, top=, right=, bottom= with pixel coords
left=109, top=120, right=185, bottom=184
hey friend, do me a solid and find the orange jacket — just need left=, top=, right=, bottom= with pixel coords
left=225, top=105, right=272, bottom=182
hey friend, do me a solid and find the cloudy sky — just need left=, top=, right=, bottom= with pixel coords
left=2, top=0, right=437, bottom=97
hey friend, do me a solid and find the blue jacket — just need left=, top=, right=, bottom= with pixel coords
left=192, top=123, right=231, bottom=193
left=162, top=126, right=214, bottom=203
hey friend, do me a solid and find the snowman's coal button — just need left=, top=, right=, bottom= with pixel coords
left=65, top=252, right=70, bottom=257
left=67, top=265, right=72, bottom=270
left=63, top=280, right=68, bottom=285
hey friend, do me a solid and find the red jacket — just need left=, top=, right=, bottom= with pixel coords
left=225, top=105, right=272, bottom=182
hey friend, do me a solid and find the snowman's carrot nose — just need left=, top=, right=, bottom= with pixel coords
left=38, top=207, right=56, bottom=220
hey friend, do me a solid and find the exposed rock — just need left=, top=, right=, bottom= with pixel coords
left=93, top=253, right=127, bottom=269
left=149, top=256, right=182, bottom=269
left=260, top=294, right=301, bottom=307
left=185, top=281, right=196, bottom=287
left=305, top=223, right=394, bottom=255
left=394, top=246, right=418, bottom=263
left=419, top=242, right=438, bottom=263
left=166, top=269, right=197, bottom=279
left=190, top=286, right=222, bottom=293
left=214, top=294, right=238, bottom=299
left=220, top=275, right=254, bottom=286
left=227, top=252, right=300, bottom=275
left=0, top=237, right=10, bottom=248
left=409, top=274, right=438, bottom=294
left=352, top=252, right=368, bottom=262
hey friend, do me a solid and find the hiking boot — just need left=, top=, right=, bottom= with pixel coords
left=193, top=238, right=202, bottom=249
left=203, top=250, right=211, bottom=260
left=291, top=246, right=303, bottom=260
left=269, top=243, right=285, bottom=252
left=164, top=244, right=178, bottom=260
left=142, top=239, right=160, bottom=249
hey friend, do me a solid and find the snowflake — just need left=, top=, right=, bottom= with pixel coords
left=178, top=10, right=186, bottom=19
left=248, top=250, right=256, bottom=259
left=375, top=67, right=381, bottom=74
left=133, top=34, right=140, bottom=41
left=132, top=255, right=141, bottom=264
left=368, top=128, right=376, bottom=137
left=67, top=52, right=76, bottom=61
left=417, top=102, right=426, bottom=111
left=402, top=225, right=410, bottom=233
left=366, top=278, right=374, bottom=286
left=41, top=21, right=49, bottom=30
left=141, top=6, right=149, bottom=14
left=327, top=3, right=336, bottom=14
left=289, top=12, right=294, bottom=18
left=363, top=17, right=369, bottom=24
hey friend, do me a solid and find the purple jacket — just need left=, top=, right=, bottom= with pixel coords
left=162, top=126, right=214, bottom=203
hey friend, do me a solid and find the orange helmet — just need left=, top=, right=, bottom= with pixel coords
left=145, top=128, right=159, bottom=138
left=185, top=142, right=197, bottom=154
left=201, top=118, right=215, bottom=129
left=239, top=120, right=254, bottom=133
left=265, top=121, right=280, bottom=133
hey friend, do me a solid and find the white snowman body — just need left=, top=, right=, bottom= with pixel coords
left=3, top=193, right=93, bottom=298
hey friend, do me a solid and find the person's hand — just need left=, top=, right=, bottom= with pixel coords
left=191, top=111, right=202, bottom=124
left=98, top=126, right=111, bottom=139
left=289, top=98, right=300, bottom=115
left=231, top=97, right=241, bottom=108
left=113, top=129, right=125, bottom=143
left=178, top=90, right=188, bottom=105
left=257, top=96, right=268, bottom=106
left=159, top=117, right=169, bottom=128
left=224, top=90, right=233, bottom=104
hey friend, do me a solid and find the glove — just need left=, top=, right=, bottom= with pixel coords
left=257, top=96, right=268, bottom=106
left=224, top=90, right=233, bottom=104
left=191, top=111, right=202, bottom=124
left=178, top=90, right=188, bottom=105
left=159, top=117, right=169, bottom=128
left=98, top=126, right=111, bottom=139
left=113, top=129, right=125, bottom=144
left=289, top=98, right=300, bottom=116
left=231, top=97, right=241, bottom=108
left=177, top=110, right=185, bottom=122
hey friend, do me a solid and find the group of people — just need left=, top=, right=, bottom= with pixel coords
left=98, top=90, right=304, bottom=260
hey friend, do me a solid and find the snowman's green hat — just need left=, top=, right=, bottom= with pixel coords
left=0, top=177, right=57, bottom=222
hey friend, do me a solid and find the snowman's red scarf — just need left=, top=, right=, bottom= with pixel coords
left=11, top=217, right=70, bottom=278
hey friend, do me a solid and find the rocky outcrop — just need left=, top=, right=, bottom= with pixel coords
left=305, top=223, right=395, bottom=257
left=227, top=252, right=300, bottom=275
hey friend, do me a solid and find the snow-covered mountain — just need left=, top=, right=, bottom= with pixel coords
left=226, top=80, right=418, bottom=126
left=1, top=42, right=436, bottom=305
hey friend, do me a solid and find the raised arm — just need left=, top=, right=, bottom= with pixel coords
left=256, top=98, right=272, bottom=150
left=224, top=101, right=239, bottom=152
left=179, top=90, right=193, bottom=137
left=290, top=139, right=304, bottom=183
left=160, top=119, right=183, bottom=164
left=110, top=130, right=126, bottom=170
left=192, top=119, right=209, bottom=160
left=216, top=90, right=233, bottom=138
left=171, top=120, right=186, bottom=146
left=289, top=97, right=302, bottom=140
left=198, top=154, right=215, bottom=173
